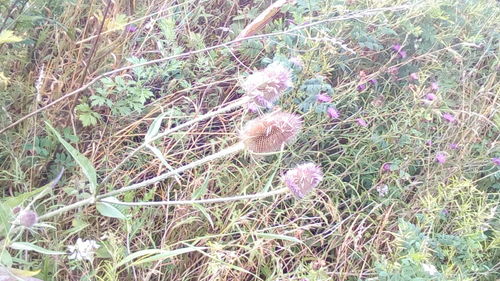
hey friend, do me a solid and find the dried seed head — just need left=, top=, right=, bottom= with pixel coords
left=19, top=210, right=38, bottom=227
left=283, top=163, right=323, bottom=198
left=240, top=112, right=302, bottom=153
left=242, top=62, right=292, bottom=108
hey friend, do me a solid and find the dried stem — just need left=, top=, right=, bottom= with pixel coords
left=101, top=187, right=289, bottom=207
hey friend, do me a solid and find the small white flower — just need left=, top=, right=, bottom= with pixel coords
left=376, top=184, right=389, bottom=197
left=67, top=238, right=100, bottom=262
left=422, top=263, right=438, bottom=276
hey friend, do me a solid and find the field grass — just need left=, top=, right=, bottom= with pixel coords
left=0, top=0, right=499, bottom=280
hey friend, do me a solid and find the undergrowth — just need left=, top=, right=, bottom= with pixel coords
left=0, top=0, right=499, bottom=280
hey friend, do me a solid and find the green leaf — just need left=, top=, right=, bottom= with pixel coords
left=10, top=242, right=65, bottom=255
left=192, top=170, right=210, bottom=199
left=0, top=202, right=12, bottom=237
left=45, top=122, right=98, bottom=194
left=145, top=111, right=169, bottom=141
left=129, top=247, right=205, bottom=267
left=254, top=232, right=303, bottom=244
left=0, top=30, right=24, bottom=44
left=96, top=200, right=127, bottom=220
left=0, top=249, right=12, bottom=267
left=116, top=249, right=163, bottom=268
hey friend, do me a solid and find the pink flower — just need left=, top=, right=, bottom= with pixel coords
left=317, top=93, right=332, bottom=103
left=392, top=44, right=403, bottom=52
left=356, top=118, right=368, bottom=127
left=283, top=163, right=323, bottom=198
left=327, top=107, right=340, bottom=119
left=442, top=113, right=456, bottom=123
left=425, top=93, right=437, bottom=101
left=391, top=44, right=407, bottom=58
left=435, top=152, right=447, bottom=164
left=369, top=79, right=378, bottom=85
left=425, top=140, right=433, bottom=146
left=431, top=82, right=439, bottom=91
left=409, top=72, right=419, bottom=81
left=382, top=163, right=392, bottom=172
left=492, top=158, right=500, bottom=166
left=125, top=24, right=137, bottom=32
left=449, top=143, right=460, bottom=150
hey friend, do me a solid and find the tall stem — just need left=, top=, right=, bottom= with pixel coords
left=101, top=187, right=289, bottom=206
left=101, top=97, right=250, bottom=185
left=39, top=143, right=245, bottom=220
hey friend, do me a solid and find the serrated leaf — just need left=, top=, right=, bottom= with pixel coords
left=45, top=122, right=97, bottom=194
left=0, top=30, right=24, bottom=44
left=10, top=242, right=65, bottom=255
left=96, top=201, right=127, bottom=220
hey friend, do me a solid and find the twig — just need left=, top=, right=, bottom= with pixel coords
left=100, top=187, right=289, bottom=206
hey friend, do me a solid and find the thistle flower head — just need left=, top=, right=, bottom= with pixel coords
left=442, top=113, right=456, bottom=123
left=242, top=62, right=292, bottom=109
left=435, top=152, right=447, bottom=164
left=327, top=107, right=340, bottom=119
left=239, top=112, right=302, bottom=153
left=283, top=163, right=323, bottom=198
left=18, top=209, right=38, bottom=227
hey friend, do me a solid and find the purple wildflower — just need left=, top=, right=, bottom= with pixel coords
left=125, top=24, right=137, bottom=32
left=317, top=93, right=332, bottom=103
left=449, top=143, right=460, bottom=150
left=426, top=140, right=433, bottom=146
left=327, top=107, right=340, bottom=119
left=357, top=84, right=367, bottom=92
left=431, top=82, right=439, bottom=91
left=283, top=163, right=323, bottom=198
left=435, top=152, right=447, bottom=164
left=425, top=93, right=437, bottom=101
left=382, top=163, right=392, bottom=172
left=391, top=44, right=403, bottom=52
left=356, top=118, right=368, bottom=127
left=391, top=44, right=407, bottom=58
left=442, top=113, right=457, bottom=123
left=369, top=79, right=378, bottom=85
left=409, top=72, right=419, bottom=81
left=492, top=158, right=500, bottom=166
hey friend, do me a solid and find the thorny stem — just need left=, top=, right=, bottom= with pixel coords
left=101, top=188, right=289, bottom=207
left=101, top=97, right=251, bottom=185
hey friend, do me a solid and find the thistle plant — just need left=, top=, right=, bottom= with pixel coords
left=40, top=110, right=303, bottom=220
left=283, top=163, right=324, bottom=198
left=101, top=61, right=293, bottom=185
